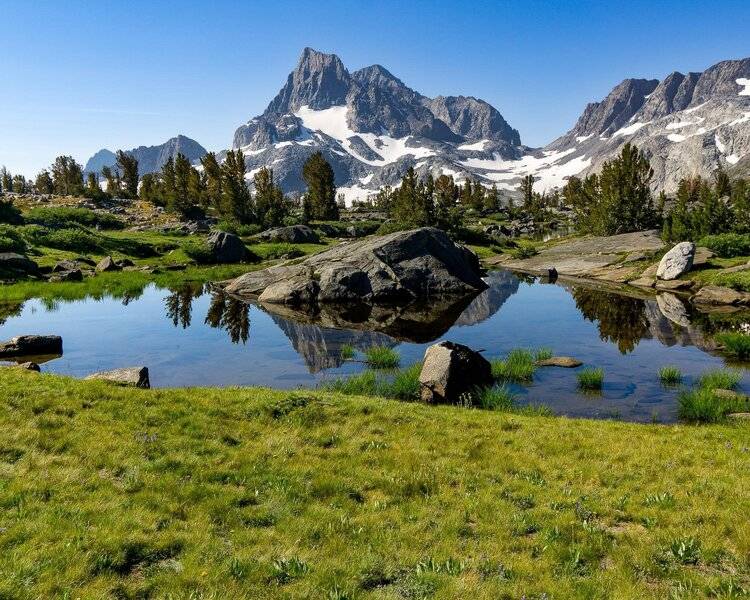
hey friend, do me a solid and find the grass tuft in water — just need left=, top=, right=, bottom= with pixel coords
left=323, top=363, right=421, bottom=401
left=339, top=344, right=355, bottom=360
left=697, top=369, right=742, bottom=391
left=491, top=349, right=535, bottom=382
left=658, top=366, right=683, bottom=386
left=678, top=387, right=748, bottom=423
left=577, top=368, right=604, bottom=391
left=387, top=363, right=422, bottom=400
left=716, top=331, right=750, bottom=360
left=534, top=347, right=553, bottom=361
left=364, top=345, right=400, bottom=369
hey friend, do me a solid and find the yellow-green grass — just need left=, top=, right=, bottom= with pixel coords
left=1, top=370, right=749, bottom=598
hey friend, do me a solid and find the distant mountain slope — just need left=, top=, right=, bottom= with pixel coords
left=84, top=135, right=207, bottom=176
left=542, top=58, right=750, bottom=193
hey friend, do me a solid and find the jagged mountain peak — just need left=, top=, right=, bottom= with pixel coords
left=83, top=135, right=207, bottom=176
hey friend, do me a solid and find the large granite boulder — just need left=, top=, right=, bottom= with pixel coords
left=419, top=341, right=493, bottom=404
left=657, top=242, right=695, bottom=280
left=257, top=225, right=320, bottom=244
left=85, top=366, right=150, bottom=388
left=0, top=253, right=38, bottom=275
left=223, top=227, right=486, bottom=305
left=207, top=231, right=249, bottom=263
left=0, top=335, right=62, bottom=357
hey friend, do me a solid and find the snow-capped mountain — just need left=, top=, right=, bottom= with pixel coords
left=231, top=48, right=529, bottom=203
left=84, top=135, right=207, bottom=176
left=543, top=58, right=750, bottom=193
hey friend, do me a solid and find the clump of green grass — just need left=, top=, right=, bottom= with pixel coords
left=181, top=238, right=215, bottom=264
left=339, top=344, right=355, bottom=360
left=491, top=349, right=535, bottom=382
left=577, top=368, right=604, bottom=391
left=386, top=363, right=421, bottom=400
left=323, top=363, right=420, bottom=401
left=324, top=370, right=378, bottom=396
left=534, top=347, right=553, bottom=361
left=0, top=224, right=26, bottom=253
left=364, top=345, right=400, bottom=369
left=477, top=385, right=516, bottom=411
left=25, top=206, right=124, bottom=230
left=716, top=332, right=750, bottom=360
left=678, top=387, right=748, bottom=423
left=697, top=369, right=742, bottom=391
left=510, top=242, right=538, bottom=259
left=658, top=366, right=683, bottom=386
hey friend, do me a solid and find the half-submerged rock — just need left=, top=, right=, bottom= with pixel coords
left=0, top=335, right=62, bottom=358
left=85, top=366, right=150, bottom=389
left=419, top=341, right=493, bottom=404
left=223, top=227, right=487, bottom=305
left=657, top=242, right=695, bottom=281
left=536, top=356, right=582, bottom=368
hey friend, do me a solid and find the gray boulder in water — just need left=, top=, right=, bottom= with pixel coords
left=657, top=242, right=695, bottom=280
left=207, top=231, right=249, bottom=263
left=85, top=366, right=150, bottom=389
left=0, top=335, right=62, bottom=357
left=419, top=341, right=493, bottom=404
left=223, top=227, right=486, bottom=305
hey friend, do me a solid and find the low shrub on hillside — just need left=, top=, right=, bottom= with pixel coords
left=698, top=233, right=750, bottom=258
left=182, top=238, right=215, bottom=264
left=19, top=225, right=100, bottom=252
left=25, top=206, right=124, bottom=230
left=0, top=225, right=26, bottom=253
left=0, top=200, right=23, bottom=225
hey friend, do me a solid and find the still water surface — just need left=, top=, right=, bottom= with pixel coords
left=1, top=270, right=747, bottom=422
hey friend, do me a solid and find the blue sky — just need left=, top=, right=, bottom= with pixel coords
left=2, top=0, right=749, bottom=177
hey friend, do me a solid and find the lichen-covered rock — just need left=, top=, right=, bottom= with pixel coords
left=536, top=356, right=583, bottom=368
left=692, top=285, right=750, bottom=307
left=418, top=341, right=493, bottom=404
left=96, top=256, right=121, bottom=272
left=657, top=242, right=695, bottom=280
left=257, top=225, right=320, bottom=244
left=85, top=366, right=150, bottom=389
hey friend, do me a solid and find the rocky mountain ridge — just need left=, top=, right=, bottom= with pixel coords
left=84, top=135, right=207, bottom=177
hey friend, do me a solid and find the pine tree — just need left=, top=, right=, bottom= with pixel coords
left=102, top=166, right=118, bottom=196
left=50, top=155, right=84, bottom=196
left=160, top=157, right=176, bottom=207
left=519, top=175, right=535, bottom=209
left=0, top=167, right=11, bottom=193
left=35, top=170, right=54, bottom=194
left=220, top=149, right=252, bottom=223
left=434, top=174, right=462, bottom=231
left=12, top=175, right=27, bottom=193
left=116, top=150, right=139, bottom=198
left=302, top=151, right=338, bottom=220
left=172, top=153, right=194, bottom=215
left=254, top=167, right=287, bottom=227
left=200, top=152, right=222, bottom=210
left=483, top=184, right=500, bottom=213
left=139, top=173, right=158, bottom=204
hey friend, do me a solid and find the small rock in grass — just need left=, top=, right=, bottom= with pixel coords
left=85, top=366, right=150, bottom=389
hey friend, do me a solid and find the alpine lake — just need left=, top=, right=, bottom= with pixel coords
left=1, top=268, right=748, bottom=423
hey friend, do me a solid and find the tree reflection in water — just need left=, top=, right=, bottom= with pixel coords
left=164, top=283, right=205, bottom=328
left=205, top=291, right=250, bottom=344
left=571, top=287, right=650, bottom=354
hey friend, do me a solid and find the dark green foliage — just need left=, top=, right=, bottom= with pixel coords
left=0, top=167, right=11, bottom=193
left=200, top=152, right=222, bottom=210
left=302, top=151, right=338, bottom=221
left=50, top=155, right=85, bottom=196
left=716, top=331, right=750, bottom=360
left=0, top=199, right=22, bottom=224
left=253, top=167, right=288, bottom=228
left=698, top=233, right=750, bottom=258
left=564, top=143, right=658, bottom=235
left=116, top=150, right=139, bottom=198
left=0, top=225, right=26, bottom=253
left=220, top=149, right=252, bottom=223
left=19, top=226, right=100, bottom=252
left=24, top=206, right=123, bottom=230
left=34, top=170, right=54, bottom=194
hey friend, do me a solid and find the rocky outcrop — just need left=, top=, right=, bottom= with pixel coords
left=85, top=366, right=150, bottom=389
left=0, top=253, right=38, bottom=275
left=256, top=225, right=320, bottom=244
left=419, top=341, right=493, bottom=403
left=207, top=231, right=249, bottom=263
left=96, top=256, right=121, bottom=272
left=224, top=227, right=486, bottom=305
left=0, top=335, right=62, bottom=357
left=657, top=242, right=695, bottom=280
left=692, top=285, right=750, bottom=308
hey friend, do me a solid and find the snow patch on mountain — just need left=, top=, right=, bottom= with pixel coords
left=613, top=121, right=650, bottom=137
left=457, top=139, right=490, bottom=151
left=738, top=78, right=750, bottom=96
